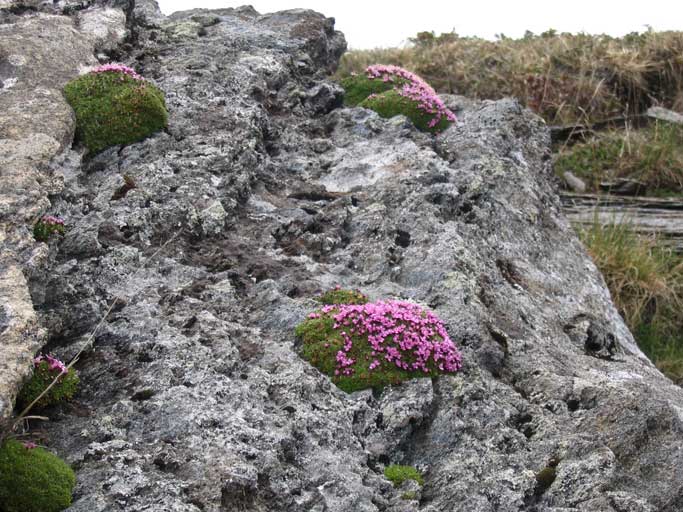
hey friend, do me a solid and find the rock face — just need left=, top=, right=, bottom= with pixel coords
left=0, top=11, right=99, bottom=418
left=2, top=2, right=683, bottom=512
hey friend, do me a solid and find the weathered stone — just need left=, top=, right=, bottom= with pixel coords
left=2, top=2, right=683, bottom=512
left=77, top=7, right=127, bottom=55
left=0, top=12, right=97, bottom=418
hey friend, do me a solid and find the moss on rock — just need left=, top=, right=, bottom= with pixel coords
left=317, top=287, right=368, bottom=305
left=295, top=300, right=461, bottom=393
left=63, top=67, right=168, bottom=154
left=339, top=65, right=455, bottom=133
left=17, top=358, right=79, bottom=410
left=384, top=465, right=424, bottom=487
left=339, top=74, right=398, bottom=106
left=0, top=440, right=76, bottom=512
left=360, top=89, right=452, bottom=133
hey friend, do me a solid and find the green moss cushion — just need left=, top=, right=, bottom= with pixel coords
left=0, top=440, right=76, bottom=512
left=360, top=89, right=452, bottom=133
left=17, top=356, right=79, bottom=410
left=63, top=65, right=168, bottom=154
left=384, top=465, right=424, bottom=487
left=317, top=287, right=369, bottom=305
left=339, top=64, right=456, bottom=133
left=339, top=74, right=398, bottom=106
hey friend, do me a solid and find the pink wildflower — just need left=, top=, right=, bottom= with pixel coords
left=325, top=300, right=462, bottom=377
left=34, top=354, right=68, bottom=374
left=39, top=215, right=65, bottom=226
left=92, top=63, right=144, bottom=81
left=364, top=64, right=456, bottom=131
left=22, top=442, right=38, bottom=449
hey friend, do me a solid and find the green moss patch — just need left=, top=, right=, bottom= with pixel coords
left=384, top=465, right=424, bottom=487
left=17, top=359, right=79, bottom=410
left=339, top=74, right=399, bottom=106
left=317, top=287, right=368, bottom=305
left=295, top=300, right=462, bottom=393
left=63, top=69, right=168, bottom=154
left=0, top=440, right=76, bottom=512
left=360, top=89, right=451, bottom=133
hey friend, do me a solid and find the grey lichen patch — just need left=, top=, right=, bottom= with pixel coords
left=190, top=14, right=220, bottom=27
left=164, top=20, right=202, bottom=40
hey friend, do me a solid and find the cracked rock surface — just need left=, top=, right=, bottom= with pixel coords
left=2, top=1, right=683, bottom=511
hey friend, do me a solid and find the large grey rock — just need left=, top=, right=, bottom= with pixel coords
left=1, top=3, right=683, bottom=512
left=0, top=13, right=97, bottom=418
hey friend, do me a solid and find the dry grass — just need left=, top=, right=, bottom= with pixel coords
left=579, top=219, right=683, bottom=383
left=338, top=30, right=683, bottom=125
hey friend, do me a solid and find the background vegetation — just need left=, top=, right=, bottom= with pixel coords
left=338, top=29, right=683, bottom=126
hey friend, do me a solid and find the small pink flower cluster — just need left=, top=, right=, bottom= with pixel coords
left=92, top=63, right=144, bottom=81
left=322, top=300, right=462, bottom=377
left=365, top=64, right=456, bottom=128
left=34, top=354, right=68, bottom=375
left=39, top=215, right=65, bottom=226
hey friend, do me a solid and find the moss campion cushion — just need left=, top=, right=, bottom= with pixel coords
left=0, top=440, right=76, bottom=512
left=64, top=64, right=168, bottom=154
left=296, top=299, right=462, bottom=392
left=16, top=355, right=79, bottom=410
left=340, top=64, right=456, bottom=133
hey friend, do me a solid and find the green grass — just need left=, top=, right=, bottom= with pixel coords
left=555, top=121, right=683, bottom=193
left=63, top=71, right=168, bottom=154
left=0, top=440, right=76, bottom=512
left=579, top=220, right=683, bottom=383
left=384, top=465, right=424, bottom=487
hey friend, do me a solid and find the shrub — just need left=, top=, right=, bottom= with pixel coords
left=317, top=286, right=368, bottom=305
left=17, top=355, right=79, bottom=410
left=340, top=65, right=456, bottom=133
left=384, top=465, right=424, bottom=487
left=33, top=215, right=65, bottom=242
left=63, top=63, right=168, bottom=154
left=296, top=300, right=462, bottom=393
left=0, top=439, right=76, bottom=512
